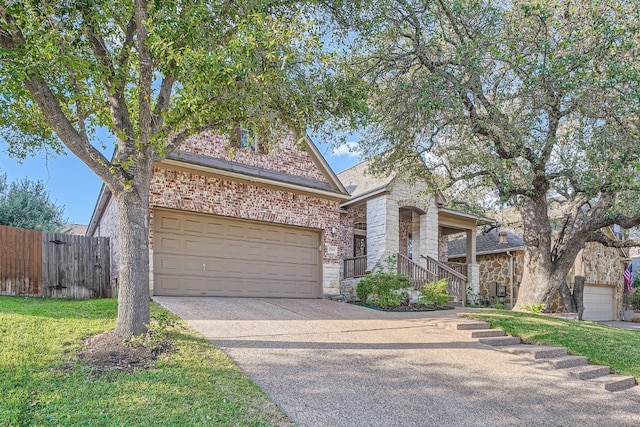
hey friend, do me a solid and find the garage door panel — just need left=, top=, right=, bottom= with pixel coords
left=184, top=219, right=204, bottom=233
left=158, top=236, right=181, bottom=251
left=158, top=215, right=181, bottom=231
left=204, top=221, right=225, bottom=236
left=583, top=285, right=614, bottom=321
left=154, top=209, right=321, bottom=297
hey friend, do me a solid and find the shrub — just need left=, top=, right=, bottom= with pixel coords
left=520, top=303, right=546, bottom=313
left=355, top=255, right=411, bottom=307
left=419, top=279, right=450, bottom=307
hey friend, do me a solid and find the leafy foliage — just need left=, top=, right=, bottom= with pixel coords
left=0, top=173, right=66, bottom=231
left=356, top=254, right=411, bottom=307
left=0, top=0, right=366, bottom=336
left=519, top=303, right=547, bottom=314
left=335, top=0, right=640, bottom=310
left=418, top=279, right=450, bottom=307
left=123, top=310, right=179, bottom=355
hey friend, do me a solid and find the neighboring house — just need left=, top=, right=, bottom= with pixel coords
left=337, top=161, right=492, bottom=302
left=87, top=131, right=350, bottom=298
left=64, top=224, right=88, bottom=235
left=448, top=229, right=524, bottom=308
left=449, top=228, right=628, bottom=321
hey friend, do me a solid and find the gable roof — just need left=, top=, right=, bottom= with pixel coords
left=337, top=160, right=396, bottom=206
left=165, top=149, right=344, bottom=194
left=86, top=134, right=348, bottom=236
left=448, top=230, right=524, bottom=258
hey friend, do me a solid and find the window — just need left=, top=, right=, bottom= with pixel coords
left=232, top=127, right=261, bottom=152
left=240, top=128, right=258, bottom=151
left=354, top=221, right=367, bottom=231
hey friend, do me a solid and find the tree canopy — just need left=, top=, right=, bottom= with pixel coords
left=0, top=172, right=66, bottom=232
left=338, top=0, right=640, bottom=314
left=0, top=0, right=365, bottom=336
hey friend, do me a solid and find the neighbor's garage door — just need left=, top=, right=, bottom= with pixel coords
left=153, top=209, right=321, bottom=298
left=582, top=285, right=615, bottom=321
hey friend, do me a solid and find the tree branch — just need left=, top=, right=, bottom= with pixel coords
left=588, top=231, right=640, bottom=248
left=0, top=8, right=121, bottom=191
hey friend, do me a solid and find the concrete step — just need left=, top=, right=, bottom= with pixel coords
left=478, top=336, right=521, bottom=346
left=567, top=365, right=610, bottom=380
left=499, top=345, right=567, bottom=359
left=537, top=355, right=588, bottom=369
left=588, top=375, right=637, bottom=392
left=464, top=329, right=506, bottom=338
left=437, top=320, right=491, bottom=331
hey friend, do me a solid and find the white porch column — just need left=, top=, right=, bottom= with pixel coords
left=419, top=207, right=439, bottom=260
left=466, top=228, right=479, bottom=294
left=366, top=196, right=388, bottom=271
left=366, top=195, right=400, bottom=271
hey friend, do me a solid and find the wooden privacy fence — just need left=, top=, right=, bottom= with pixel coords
left=0, top=225, right=110, bottom=299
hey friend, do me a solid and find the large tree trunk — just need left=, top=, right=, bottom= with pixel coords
left=515, top=247, right=580, bottom=314
left=514, top=250, right=555, bottom=311
left=113, top=172, right=152, bottom=337
left=573, top=277, right=585, bottom=320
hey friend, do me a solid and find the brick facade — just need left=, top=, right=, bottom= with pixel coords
left=180, top=131, right=326, bottom=182
left=399, top=217, right=412, bottom=258
left=94, top=132, right=344, bottom=296
left=339, top=204, right=366, bottom=260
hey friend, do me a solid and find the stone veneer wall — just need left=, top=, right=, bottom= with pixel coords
left=455, top=244, right=623, bottom=316
left=451, top=252, right=524, bottom=305
left=180, top=131, right=326, bottom=182
left=583, top=242, right=625, bottom=286
left=149, top=165, right=342, bottom=295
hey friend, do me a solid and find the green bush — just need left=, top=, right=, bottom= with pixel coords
left=356, top=273, right=411, bottom=307
left=520, top=303, right=546, bottom=313
left=419, top=279, right=451, bottom=307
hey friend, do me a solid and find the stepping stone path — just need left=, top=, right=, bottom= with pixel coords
left=435, top=319, right=637, bottom=392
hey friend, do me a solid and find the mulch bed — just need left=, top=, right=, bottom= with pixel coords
left=351, top=302, right=455, bottom=312
left=73, top=331, right=172, bottom=375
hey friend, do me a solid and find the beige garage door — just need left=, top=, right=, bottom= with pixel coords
left=153, top=209, right=321, bottom=297
left=582, top=285, right=615, bottom=321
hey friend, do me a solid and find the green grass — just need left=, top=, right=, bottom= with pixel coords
left=0, top=296, right=292, bottom=427
left=462, top=310, right=640, bottom=380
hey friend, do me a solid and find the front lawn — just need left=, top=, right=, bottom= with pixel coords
left=0, top=296, right=292, bottom=426
left=463, top=311, right=640, bottom=380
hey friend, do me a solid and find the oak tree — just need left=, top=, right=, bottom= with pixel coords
left=1, top=0, right=363, bottom=336
left=340, top=0, right=640, bottom=317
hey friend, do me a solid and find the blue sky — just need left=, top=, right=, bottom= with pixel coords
left=0, top=137, right=361, bottom=226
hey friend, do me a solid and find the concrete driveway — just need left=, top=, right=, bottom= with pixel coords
left=154, top=297, right=640, bottom=427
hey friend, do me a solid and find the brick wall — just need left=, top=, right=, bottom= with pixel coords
left=399, top=217, right=412, bottom=258
left=92, top=195, right=120, bottom=281
left=339, top=204, right=366, bottom=260
left=149, top=165, right=342, bottom=294
left=93, top=132, right=343, bottom=295
left=180, top=131, right=326, bottom=182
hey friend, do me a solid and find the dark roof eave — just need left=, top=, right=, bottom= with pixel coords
left=164, top=150, right=349, bottom=198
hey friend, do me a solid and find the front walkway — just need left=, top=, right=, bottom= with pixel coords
left=155, top=297, right=640, bottom=427
left=597, top=320, right=640, bottom=331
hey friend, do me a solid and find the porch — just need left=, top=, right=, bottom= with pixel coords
left=340, top=198, right=490, bottom=304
